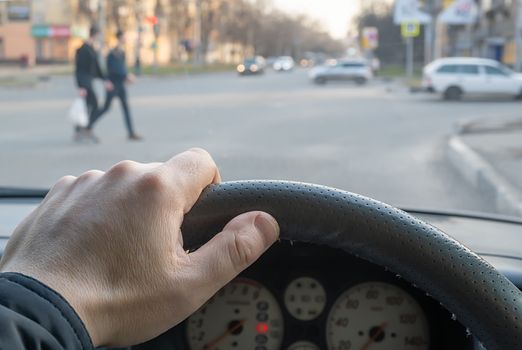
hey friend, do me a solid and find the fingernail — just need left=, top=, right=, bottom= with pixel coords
left=254, top=213, right=280, bottom=247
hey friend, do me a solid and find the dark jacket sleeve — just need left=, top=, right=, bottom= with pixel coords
left=0, top=273, right=93, bottom=350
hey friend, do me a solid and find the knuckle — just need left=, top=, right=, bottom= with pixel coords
left=188, top=147, right=211, bottom=158
left=49, top=175, right=76, bottom=193
left=77, top=169, right=104, bottom=182
left=136, top=171, right=169, bottom=193
left=57, top=175, right=77, bottom=185
left=107, top=160, right=138, bottom=177
left=229, top=231, right=258, bottom=269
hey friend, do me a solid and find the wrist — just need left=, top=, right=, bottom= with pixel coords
left=3, top=266, right=104, bottom=346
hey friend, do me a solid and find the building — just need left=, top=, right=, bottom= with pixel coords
left=30, top=0, right=87, bottom=63
left=474, top=0, right=518, bottom=65
left=0, top=0, right=248, bottom=67
left=0, top=0, right=34, bottom=65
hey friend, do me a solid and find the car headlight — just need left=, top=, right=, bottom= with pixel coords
left=251, top=64, right=258, bottom=72
left=237, top=64, right=245, bottom=73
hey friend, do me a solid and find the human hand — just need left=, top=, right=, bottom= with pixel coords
left=104, top=80, right=114, bottom=91
left=78, top=87, right=87, bottom=97
left=126, top=73, right=136, bottom=84
left=0, top=149, right=279, bottom=347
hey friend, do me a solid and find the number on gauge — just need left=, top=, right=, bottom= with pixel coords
left=284, top=277, right=326, bottom=321
left=186, top=278, right=284, bottom=350
left=287, top=341, right=321, bottom=350
left=326, top=282, right=429, bottom=350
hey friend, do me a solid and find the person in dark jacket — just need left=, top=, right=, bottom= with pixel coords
left=74, top=25, right=113, bottom=143
left=0, top=149, right=279, bottom=349
left=93, top=30, right=142, bottom=141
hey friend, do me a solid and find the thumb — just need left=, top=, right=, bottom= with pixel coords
left=186, top=211, right=279, bottom=301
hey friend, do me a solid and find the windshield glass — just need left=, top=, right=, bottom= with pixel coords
left=1, top=0, right=521, bottom=218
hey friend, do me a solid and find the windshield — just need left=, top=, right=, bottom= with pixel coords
left=1, top=0, right=521, bottom=218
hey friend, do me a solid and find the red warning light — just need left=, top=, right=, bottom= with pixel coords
left=256, top=322, right=269, bottom=334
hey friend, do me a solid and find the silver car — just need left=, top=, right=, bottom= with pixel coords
left=309, top=59, right=373, bottom=85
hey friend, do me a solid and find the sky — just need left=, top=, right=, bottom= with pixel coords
left=272, top=0, right=361, bottom=39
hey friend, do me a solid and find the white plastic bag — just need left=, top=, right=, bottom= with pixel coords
left=68, top=97, right=88, bottom=127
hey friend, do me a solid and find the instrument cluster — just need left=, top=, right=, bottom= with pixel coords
left=136, top=242, right=472, bottom=350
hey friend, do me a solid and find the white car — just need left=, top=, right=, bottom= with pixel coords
left=309, top=59, right=373, bottom=85
left=273, top=56, right=295, bottom=72
left=422, top=57, right=522, bottom=100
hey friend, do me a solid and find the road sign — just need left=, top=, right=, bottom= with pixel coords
left=362, top=27, right=379, bottom=49
left=438, top=0, right=478, bottom=24
left=394, top=0, right=431, bottom=25
left=401, top=22, right=420, bottom=38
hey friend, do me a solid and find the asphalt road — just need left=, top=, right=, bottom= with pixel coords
left=1, top=68, right=520, bottom=214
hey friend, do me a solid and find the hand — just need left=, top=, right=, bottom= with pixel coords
left=104, top=80, right=114, bottom=91
left=78, top=87, right=87, bottom=97
left=126, top=73, right=136, bottom=84
left=0, top=149, right=279, bottom=347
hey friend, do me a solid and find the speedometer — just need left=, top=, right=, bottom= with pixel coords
left=186, top=278, right=284, bottom=350
left=326, top=282, right=429, bottom=350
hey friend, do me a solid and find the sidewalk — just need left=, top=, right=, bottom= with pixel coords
left=446, top=118, right=522, bottom=216
left=0, top=64, right=72, bottom=87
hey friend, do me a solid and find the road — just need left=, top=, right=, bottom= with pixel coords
left=1, top=69, right=520, bottom=214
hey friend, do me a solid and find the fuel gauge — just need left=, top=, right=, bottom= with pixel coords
left=284, top=277, right=326, bottom=321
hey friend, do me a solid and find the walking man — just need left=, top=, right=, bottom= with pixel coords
left=74, top=25, right=113, bottom=142
left=95, top=30, right=142, bottom=141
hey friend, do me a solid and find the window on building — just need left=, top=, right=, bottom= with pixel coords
left=458, top=65, right=480, bottom=75
left=7, top=1, right=30, bottom=21
left=0, top=38, right=4, bottom=59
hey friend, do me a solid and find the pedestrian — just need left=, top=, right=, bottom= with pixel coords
left=74, top=25, right=113, bottom=143
left=95, top=29, right=142, bottom=141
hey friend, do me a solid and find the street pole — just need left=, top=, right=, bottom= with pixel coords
left=515, top=0, right=522, bottom=71
left=134, top=0, right=143, bottom=76
left=193, top=0, right=202, bottom=65
left=424, top=0, right=433, bottom=65
left=406, top=37, right=414, bottom=81
left=96, top=0, right=106, bottom=70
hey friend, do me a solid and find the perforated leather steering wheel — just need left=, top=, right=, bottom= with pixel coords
left=182, top=181, right=522, bottom=350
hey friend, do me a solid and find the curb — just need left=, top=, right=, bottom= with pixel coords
left=446, top=136, right=522, bottom=217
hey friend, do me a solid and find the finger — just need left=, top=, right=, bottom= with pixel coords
left=159, top=148, right=221, bottom=211
left=185, top=211, right=279, bottom=301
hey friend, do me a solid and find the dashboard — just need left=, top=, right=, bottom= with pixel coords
left=1, top=199, right=521, bottom=350
left=132, top=242, right=471, bottom=350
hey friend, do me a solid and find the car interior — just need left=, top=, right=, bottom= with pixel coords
left=2, top=1, right=522, bottom=349
left=1, top=181, right=521, bottom=350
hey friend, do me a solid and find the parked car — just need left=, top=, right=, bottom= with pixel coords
left=422, top=57, right=522, bottom=100
left=308, top=59, right=373, bottom=85
left=273, top=56, right=295, bottom=72
left=237, top=56, right=266, bottom=75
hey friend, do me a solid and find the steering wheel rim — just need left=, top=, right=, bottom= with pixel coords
left=182, top=181, right=522, bottom=350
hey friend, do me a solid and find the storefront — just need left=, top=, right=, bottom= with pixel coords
left=31, top=24, right=87, bottom=63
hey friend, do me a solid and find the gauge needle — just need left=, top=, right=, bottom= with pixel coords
left=203, top=319, right=246, bottom=350
left=360, top=321, right=389, bottom=350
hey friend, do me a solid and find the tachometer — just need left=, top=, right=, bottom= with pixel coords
left=186, top=278, right=284, bottom=350
left=326, top=282, right=429, bottom=350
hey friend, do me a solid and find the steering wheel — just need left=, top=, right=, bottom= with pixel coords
left=182, top=181, right=522, bottom=350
